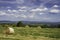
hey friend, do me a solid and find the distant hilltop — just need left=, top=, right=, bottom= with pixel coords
left=0, top=20, right=18, bottom=24
left=0, top=20, right=60, bottom=25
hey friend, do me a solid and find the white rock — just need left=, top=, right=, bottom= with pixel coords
left=8, top=27, right=15, bottom=34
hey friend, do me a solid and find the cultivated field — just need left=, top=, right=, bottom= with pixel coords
left=0, top=26, right=60, bottom=40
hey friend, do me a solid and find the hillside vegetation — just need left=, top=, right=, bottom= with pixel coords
left=0, top=26, right=60, bottom=40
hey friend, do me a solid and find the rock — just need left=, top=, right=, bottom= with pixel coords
left=5, top=27, right=15, bottom=34
left=8, top=27, right=15, bottom=34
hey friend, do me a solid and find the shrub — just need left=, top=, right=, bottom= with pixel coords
left=16, top=21, right=25, bottom=27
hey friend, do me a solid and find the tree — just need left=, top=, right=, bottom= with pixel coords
left=57, top=24, right=60, bottom=28
left=16, top=21, right=25, bottom=27
left=40, top=24, right=48, bottom=28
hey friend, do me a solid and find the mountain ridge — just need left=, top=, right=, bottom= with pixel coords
left=0, top=20, right=60, bottom=25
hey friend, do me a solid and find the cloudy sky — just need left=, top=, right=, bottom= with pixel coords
left=0, top=0, right=60, bottom=22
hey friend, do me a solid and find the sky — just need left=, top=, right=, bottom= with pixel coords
left=0, top=0, right=60, bottom=22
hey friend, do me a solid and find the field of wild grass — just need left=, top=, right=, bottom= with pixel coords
left=0, top=26, right=60, bottom=40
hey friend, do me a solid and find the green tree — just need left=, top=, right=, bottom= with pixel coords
left=40, top=24, right=48, bottom=28
left=16, top=21, right=25, bottom=27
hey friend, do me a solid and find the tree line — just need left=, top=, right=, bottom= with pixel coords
left=0, top=21, right=60, bottom=28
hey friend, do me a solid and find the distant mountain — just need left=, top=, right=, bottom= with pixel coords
left=0, top=20, right=60, bottom=25
left=0, top=20, right=18, bottom=24
left=22, top=21, right=60, bottom=25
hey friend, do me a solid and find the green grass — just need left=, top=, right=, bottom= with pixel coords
left=0, top=26, right=60, bottom=40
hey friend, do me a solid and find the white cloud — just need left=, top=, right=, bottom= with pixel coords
left=0, top=11, right=19, bottom=18
left=8, top=9, right=12, bottom=12
left=18, top=9, right=27, bottom=12
left=8, top=14, right=27, bottom=18
left=50, top=9, right=60, bottom=13
left=0, top=11, right=15, bottom=18
left=7, top=9, right=19, bottom=13
left=39, top=13, right=44, bottom=15
left=0, top=10, right=27, bottom=18
left=53, top=5, right=59, bottom=8
left=17, top=6, right=27, bottom=9
left=13, top=14, right=20, bottom=17
left=5, top=14, right=20, bottom=18
left=30, top=7, right=48, bottom=12
left=30, top=9, right=37, bottom=12
left=20, top=14, right=27, bottom=18
left=0, top=11, right=6, bottom=15
left=29, top=6, right=48, bottom=16
left=29, top=15, right=34, bottom=18
left=28, top=12, right=36, bottom=18
left=12, top=10, right=17, bottom=12
left=9, top=14, right=14, bottom=15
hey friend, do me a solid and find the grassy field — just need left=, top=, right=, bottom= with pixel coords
left=0, top=26, right=60, bottom=40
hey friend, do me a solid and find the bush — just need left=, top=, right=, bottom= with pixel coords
left=16, top=21, right=25, bottom=27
